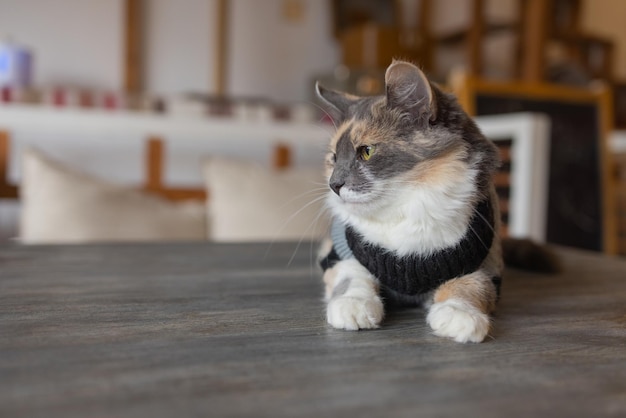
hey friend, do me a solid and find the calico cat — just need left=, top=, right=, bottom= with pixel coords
left=316, top=60, right=503, bottom=343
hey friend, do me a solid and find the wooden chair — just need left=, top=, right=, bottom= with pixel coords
left=473, top=113, right=551, bottom=243
left=451, top=71, right=617, bottom=254
left=432, top=0, right=613, bottom=83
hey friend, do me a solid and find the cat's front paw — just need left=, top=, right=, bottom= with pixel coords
left=426, top=298, right=490, bottom=343
left=327, top=295, right=384, bottom=331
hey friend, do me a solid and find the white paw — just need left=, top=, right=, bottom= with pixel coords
left=426, top=298, right=490, bottom=343
left=327, top=295, right=384, bottom=331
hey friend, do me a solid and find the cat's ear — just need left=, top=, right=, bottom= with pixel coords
left=385, top=61, right=436, bottom=125
left=315, top=82, right=357, bottom=122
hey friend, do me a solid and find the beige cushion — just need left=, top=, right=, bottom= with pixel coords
left=203, top=158, right=329, bottom=242
left=20, top=149, right=206, bottom=244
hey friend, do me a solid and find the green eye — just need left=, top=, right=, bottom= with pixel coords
left=360, top=145, right=375, bottom=161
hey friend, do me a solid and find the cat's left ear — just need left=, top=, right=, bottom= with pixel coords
left=385, top=61, right=436, bottom=125
left=315, top=82, right=358, bottom=122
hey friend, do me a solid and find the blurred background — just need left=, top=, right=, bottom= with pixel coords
left=0, top=0, right=625, bottom=255
left=2, top=0, right=626, bottom=100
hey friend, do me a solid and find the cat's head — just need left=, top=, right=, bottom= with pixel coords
left=316, top=60, right=499, bottom=220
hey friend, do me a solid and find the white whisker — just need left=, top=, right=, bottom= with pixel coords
left=472, top=207, right=496, bottom=235
left=303, top=100, right=338, bottom=133
left=264, top=193, right=329, bottom=261
left=274, top=187, right=328, bottom=211
left=286, top=204, right=331, bottom=268
left=467, top=223, right=490, bottom=252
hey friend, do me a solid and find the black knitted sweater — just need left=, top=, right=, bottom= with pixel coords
left=320, top=199, right=499, bottom=296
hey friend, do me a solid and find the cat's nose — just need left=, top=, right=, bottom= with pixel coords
left=330, top=181, right=344, bottom=196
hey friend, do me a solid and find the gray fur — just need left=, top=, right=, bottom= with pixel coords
left=330, top=135, right=370, bottom=194
left=331, top=278, right=352, bottom=298
left=385, top=61, right=436, bottom=126
left=316, top=83, right=356, bottom=122
left=318, top=61, right=503, bottom=340
left=317, top=65, right=499, bottom=199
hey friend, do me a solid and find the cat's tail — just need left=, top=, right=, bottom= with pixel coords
left=501, top=238, right=561, bottom=273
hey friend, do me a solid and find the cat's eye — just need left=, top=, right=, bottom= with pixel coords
left=359, top=145, right=376, bottom=161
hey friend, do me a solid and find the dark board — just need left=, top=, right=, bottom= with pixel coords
left=2, top=242, right=626, bottom=417
left=492, top=138, right=513, bottom=226
left=476, top=96, right=603, bottom=251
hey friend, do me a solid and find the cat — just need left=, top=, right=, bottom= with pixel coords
left=316, top=60, right=504, bottom=343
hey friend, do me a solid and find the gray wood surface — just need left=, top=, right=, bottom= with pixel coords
left=1, top=242, right=625, bottom=418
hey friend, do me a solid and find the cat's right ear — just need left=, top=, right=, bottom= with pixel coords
left=315, top=82, right=356, bottom=122
left=385, top=61, right=436, bottom=126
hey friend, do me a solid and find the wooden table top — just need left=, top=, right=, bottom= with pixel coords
left=1, top=242, right=625, bottom=417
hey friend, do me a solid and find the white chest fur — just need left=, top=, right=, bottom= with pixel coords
left=328, top=168, right=479, bottom=257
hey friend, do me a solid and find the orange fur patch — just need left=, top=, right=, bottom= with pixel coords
left=326, top=121, right=353, bottom=177
left=329, top=120, right=352, bottom=150
left=351, top=120, right=398, bottom=147
left=402, top=148, right=468, bottom=185
left=433, top=272, right=497, bottom=313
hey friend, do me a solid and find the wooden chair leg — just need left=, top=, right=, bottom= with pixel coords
left=143, top=137, right=208, bottom=202
left=0, top=130, right=19, bottom=199
left=145, top=136, right=164, bottom=193
left=273, top=144, right=291, bottom=169
left=143, top=138, right=291, bottom=201
left=467, top=0, right=485, bottom=77
left=520, top=0, right=550, bottom=82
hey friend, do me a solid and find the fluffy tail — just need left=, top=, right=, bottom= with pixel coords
left=502, top=238, right=561, bottom=273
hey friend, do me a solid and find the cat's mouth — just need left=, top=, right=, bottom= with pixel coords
left=332, top=188, right=374, bottom=205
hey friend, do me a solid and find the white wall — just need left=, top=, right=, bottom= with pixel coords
left=144, top=0, right=217, bottom=95
left=0, top=0, right=123, bottom=90
left=1, top=0, right=625, bottom=98
left=227, top=0, right=339, bottom=102
left=0, top=0, right=339, bottom=101
left=145, top=0, right=341, bottom=101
